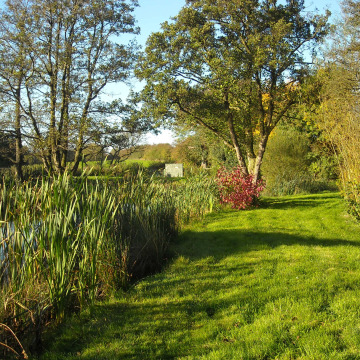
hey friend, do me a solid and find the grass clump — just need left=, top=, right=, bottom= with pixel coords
left=36, top=193, right=360, bottom=360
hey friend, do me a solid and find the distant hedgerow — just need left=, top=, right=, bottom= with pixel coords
left=216, top=166, right=265, bottom=209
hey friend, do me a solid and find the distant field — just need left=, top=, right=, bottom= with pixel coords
left=79, top=160, right=166, bottom=180
left=81, top=159, right=165, bottom=168
left=37, top=193, right=360, bottom=360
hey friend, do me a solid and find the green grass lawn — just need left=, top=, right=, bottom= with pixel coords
left=37, top=193, right=360, bottom=360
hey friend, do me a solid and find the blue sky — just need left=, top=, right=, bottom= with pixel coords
left=134, top=0, right=184, bottom=144
left=134, top=0, right=185, bottom=46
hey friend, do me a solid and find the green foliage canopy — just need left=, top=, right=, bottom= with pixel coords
left=136, top=0, right=329, bottom=182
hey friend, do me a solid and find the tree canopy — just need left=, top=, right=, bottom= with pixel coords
left=136, top=0, right=330, bottom=182
left=0, top=0, right=147, bottom=176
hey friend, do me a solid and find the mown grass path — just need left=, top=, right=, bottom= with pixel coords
left=39, top=193, right=360, bottom=360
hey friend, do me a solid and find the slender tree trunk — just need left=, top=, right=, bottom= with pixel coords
left=59, top=20, right=75, bottom=172
left=228, top=118, right=248, bottom=175
left=48, top=13, right=63, bottom=173
left=60, top=127, right=68, bottom=170
left=59, top=72, right=70, bottom=171
left=225, top=94, right=249, bottom=176
left=253, top=134, right=269, bottom=184
left=14, top=83, right=23, bottom=181
left=72, top=100, right=91, bottom=174
left=72, top=141, right=83, bottom=175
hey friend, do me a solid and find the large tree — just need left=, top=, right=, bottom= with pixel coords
left=137, top=0, right=329, bottom=182
left=0, top=0, right=145, bottom=175
left=0, top=0, right=34, bottom=179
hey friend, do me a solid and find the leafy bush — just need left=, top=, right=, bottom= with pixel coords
left=344, top=180, right=360, bottom=220
left=261, top=126, right=338, bottom=196
left=216, top=166, right=265, bottom=209
left=261, top=127, right=311, bottom=194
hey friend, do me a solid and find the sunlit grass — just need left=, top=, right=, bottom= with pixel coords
left=36, top=193, right=360, bottom=360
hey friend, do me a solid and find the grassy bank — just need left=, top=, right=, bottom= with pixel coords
left=36, top=193, right=360, bottom=360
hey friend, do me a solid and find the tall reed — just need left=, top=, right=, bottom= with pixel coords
left=111, top=172, right=178, bottom=286
left=173, top=172, right=218, bottom=224
left=0, top=170, right=218, bottom=356
left=0, top=174, right=117, bottom=326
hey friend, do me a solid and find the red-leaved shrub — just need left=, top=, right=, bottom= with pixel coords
left=216, top=166, right=265, bottom=209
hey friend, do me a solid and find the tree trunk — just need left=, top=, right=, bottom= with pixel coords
left=14, top=80, right=23, bottom=181
left=226, top=104, right=248, bottom=176
left=72, top=106, right=90, bottom=175
left=253, top=134, right=269, bottom=184
left=247, top=155, right=256, bottom=176
left=72, top=138, right=83, bottom=175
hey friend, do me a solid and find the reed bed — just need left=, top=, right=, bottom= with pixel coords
left=0, top=170, right=218, bottom=357
left=172, top=172, right=219, bottom=224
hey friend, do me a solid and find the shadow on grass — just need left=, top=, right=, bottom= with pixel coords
left=175, top=229, right=360, bottom=261
left=41, top=229, right=360, bottom=360
left=261, top=193, right=341, bottom=210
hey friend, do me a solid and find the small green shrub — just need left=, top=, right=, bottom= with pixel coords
left=264, top=173, right=338, bottom=196
left=262, top=127, right=337, bottom=196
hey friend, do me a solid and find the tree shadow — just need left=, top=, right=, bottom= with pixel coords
left=41, top=226, right=360, bottom=360
left=261, top=193, right=341, bottom=210
left=174, top=228, right=360, bottom=263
